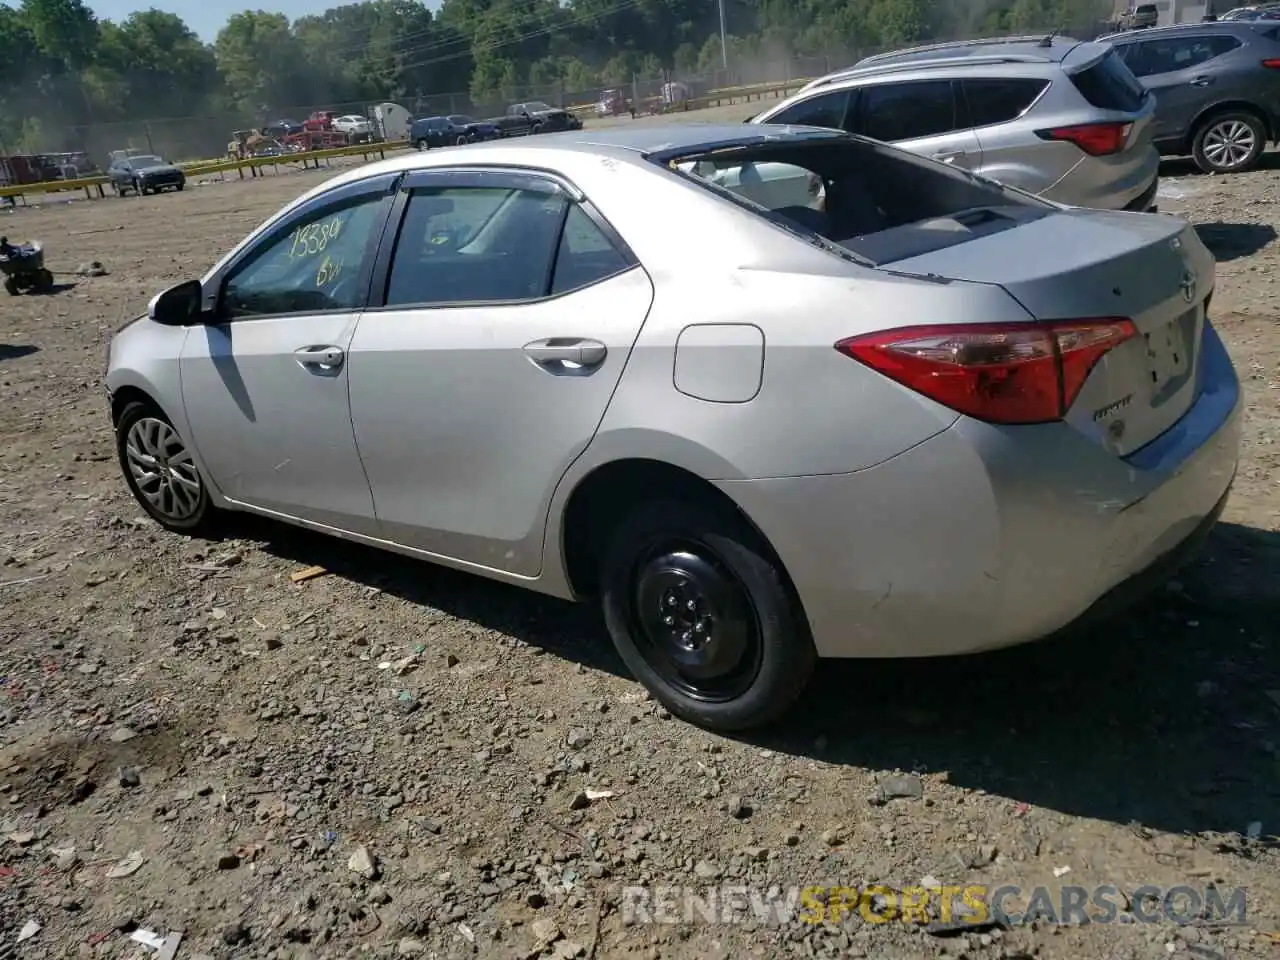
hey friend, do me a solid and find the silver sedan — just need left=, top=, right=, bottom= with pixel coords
left=106, top=124, right=1242, bottom=731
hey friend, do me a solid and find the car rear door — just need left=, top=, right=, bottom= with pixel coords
left=1119, top=33, right=1245, bottom=141
left=345, top=168, right=654, bottom=576
left=851, top=78, right=983, bottom=170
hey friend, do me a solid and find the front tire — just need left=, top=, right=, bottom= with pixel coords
left=600, top=499, right=815, bottom=732
left=115, top=400, right=215, bottom=536
left=1192, top=110, right=1266, bottom=174
left=4, top=277, right=18, bottom=296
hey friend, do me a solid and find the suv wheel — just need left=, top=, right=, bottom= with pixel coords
left=599, top=499, right=815, bottom=732
left=1193, top=111, right=1266, bottom=173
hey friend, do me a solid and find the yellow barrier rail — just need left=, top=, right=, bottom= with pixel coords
left=567, top=76, right=816, bottom=118
left=0, top=140, right=409, bottom=202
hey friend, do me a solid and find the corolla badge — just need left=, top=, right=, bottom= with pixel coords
left=1180, top=269, right=1196, bottom=304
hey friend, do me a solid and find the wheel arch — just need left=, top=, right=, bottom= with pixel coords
left=556, top=457, right=795, bottom=605
left=1187, top=99, right=1273, bottom=151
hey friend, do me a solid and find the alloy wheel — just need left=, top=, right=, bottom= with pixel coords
left=124, top=416, right=203, bottom=521
left=1203, top=120, right=1256, bottom=170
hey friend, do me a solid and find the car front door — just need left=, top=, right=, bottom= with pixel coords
left=177, top=172, right=399, bottom=533
left=852, top=78, right=983, bottom=170
left=1119, top=34, right=1244, bottom=141
left=345, top=168, right=654, bottom=576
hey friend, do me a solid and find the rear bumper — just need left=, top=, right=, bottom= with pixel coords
left=716, top=322, right=1242, bottom=658
left=1124, top=175, right=1160, bottom=212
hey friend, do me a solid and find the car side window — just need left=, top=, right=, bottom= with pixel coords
left=221, top=193, right=387, bottom=320
left=550, top=205, right=632, bottom=295
left=1125, top=35, right=1241, bottom=76
left=385, top=185, right=569, bottom=306
left=962, top=78, right=1050, bottom=127
left=768, top=91, right=852, bottom=131
left=859, top=80, right=958, bottom=142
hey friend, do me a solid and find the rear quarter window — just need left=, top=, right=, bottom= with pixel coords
left=962, top=78, right=1050, bottom=127
left=1068, top=50, right=1148, bottom=112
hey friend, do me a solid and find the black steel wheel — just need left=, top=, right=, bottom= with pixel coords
left=600, top=499, right=815, bottom=731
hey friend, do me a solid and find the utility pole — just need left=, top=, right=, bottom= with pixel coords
left=718, top=0, right=728, bottom=71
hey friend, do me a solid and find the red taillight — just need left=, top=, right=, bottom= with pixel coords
left=835, top=320, right=1138, bottom=424
left=1262, top=58, right=1280, bottom=68
left=1036, top=121, right=1132, bottom=156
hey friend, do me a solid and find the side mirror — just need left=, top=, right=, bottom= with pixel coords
left=148, top=279, right=203, bottom=327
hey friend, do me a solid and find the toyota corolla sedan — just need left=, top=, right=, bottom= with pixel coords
left=106, top=125, right=1241, bottom=732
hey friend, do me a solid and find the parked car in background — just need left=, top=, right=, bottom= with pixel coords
left=1099, top=20, right=1280, bottom=172
left=487, top=101, right=583, bottom=136
left=332, top=114, right=373, bottom=140
left=751, top=35, right=1160, bottom=212
left=263, top=119, right=304, bottom=139
left=1120, top=4, right=1160, bottom=28
left=445, top=114, right=502, bottom=142
left=107, top=153, right=185, bottom=196
left=1220, top=3, right=1280, bottom=18
left=106, top=124, right=1239, bottom=732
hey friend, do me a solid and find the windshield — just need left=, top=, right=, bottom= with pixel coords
left=131, top=155, right=166, bottom=168
left=448, top=115, right=474, bottom=124
left=658, top=137, right=1052, bottom=266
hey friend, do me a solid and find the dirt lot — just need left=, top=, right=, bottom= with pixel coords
left=1, top=135, right=1278, bottom=960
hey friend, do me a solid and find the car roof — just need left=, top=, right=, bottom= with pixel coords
left=796, top=35, right=1109, bottom=90
left=277, top=123, right=850, bottom=220
left=1097, top=18, right=1264, bottom=39
left=855, top=34, right=1089, bottom=67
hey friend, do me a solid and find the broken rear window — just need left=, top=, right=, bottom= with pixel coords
left=655, top=137, right=1054, bottom=265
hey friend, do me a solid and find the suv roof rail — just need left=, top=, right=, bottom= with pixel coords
left=809, top=52, right=1054, bottom=86
left=856, top=34, right=1068, bottom=65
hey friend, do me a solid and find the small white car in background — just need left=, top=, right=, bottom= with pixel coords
left=333, top=114, right=373, bottom=139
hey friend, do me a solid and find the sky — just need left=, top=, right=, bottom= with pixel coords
left=80, top=0, right=436, bottom=42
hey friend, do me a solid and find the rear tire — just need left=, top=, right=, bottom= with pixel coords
left=455, top=134, right=468, bottom=146
left=599, top=499, right=815, bottom=732
left=1192, top=110, right=1266, bottom=174
left=416, top=139, right=429, bottom=151
left=114, top=400, right=216, bottom=536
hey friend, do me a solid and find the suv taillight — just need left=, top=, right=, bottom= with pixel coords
left=1262, top=58, right=1280, bottom=68
left=835, top=320, right=1138, bottom=424
left=1036, top=121, right=1132, bottom=156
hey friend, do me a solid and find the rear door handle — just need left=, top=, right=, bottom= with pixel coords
left=294, top=345, right=345, bottom=371
left=523, top=338, right=608, bottom=369
left=932, top=150, right=965, bottom=163
left=1189, top=75, right=1213, bottom=86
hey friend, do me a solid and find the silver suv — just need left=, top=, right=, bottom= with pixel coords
left=752, top=35, right=1160, bottom=211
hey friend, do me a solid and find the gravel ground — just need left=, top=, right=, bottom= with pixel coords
left=0, top=132, right=1278, bottom=960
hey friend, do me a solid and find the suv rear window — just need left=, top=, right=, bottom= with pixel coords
left=658, top=138, right=1052, bottom=266
left=1068, top=50, right=1147, bottom=112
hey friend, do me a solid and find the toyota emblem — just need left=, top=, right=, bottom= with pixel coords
left=1180, top=269, right=1196, bottom=304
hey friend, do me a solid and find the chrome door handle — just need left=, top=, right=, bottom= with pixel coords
left=1189, top=75, right=1213, bottom=86
left=523, top=338, right=608, bottom=368
left=932, top=150, right=965, bottom=163
left=294, top=345, right=345, bottom=370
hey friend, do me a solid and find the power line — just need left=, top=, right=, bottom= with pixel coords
left=394, top=0, right=649, bottom=71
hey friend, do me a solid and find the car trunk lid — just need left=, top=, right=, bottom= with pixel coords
left=884, top=210, right=1213, bottom=457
